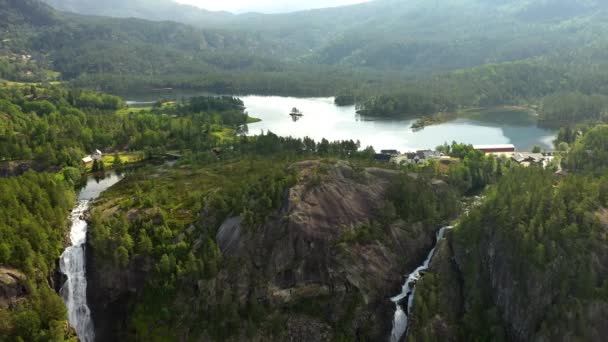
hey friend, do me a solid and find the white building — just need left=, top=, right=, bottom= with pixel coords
left=92, top=149, right=103, bottom=161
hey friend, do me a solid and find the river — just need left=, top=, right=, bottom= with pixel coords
left=59, top=171, right=124, bottom=342
left=126, top=93, right=556, bottom=151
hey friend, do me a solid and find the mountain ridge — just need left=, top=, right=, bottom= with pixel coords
left=39, top=0, right=608, bottom=73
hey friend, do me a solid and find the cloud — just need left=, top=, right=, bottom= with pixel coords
left=174, top=0, right=371, bottom=13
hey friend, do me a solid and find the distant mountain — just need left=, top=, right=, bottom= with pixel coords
left=1, top=0, right=317, bottom=94
left=5, top=0, right=608, bottom=96
left=41, top=0, right=236, bottom=26
left=1, top=0, right=58, bottom=27
left=40, top=0, right=608, bottom=73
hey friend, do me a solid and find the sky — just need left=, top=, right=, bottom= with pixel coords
left=174, top=0, right=372, bottom=13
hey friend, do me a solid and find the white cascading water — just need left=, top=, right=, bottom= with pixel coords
left=59, top=171, right=123, bottom=342
left=389, top=226, right=453, bottom=342
left=60, top=200, right=96, bottom=342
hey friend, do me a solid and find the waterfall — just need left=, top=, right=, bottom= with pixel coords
left=58, top=171, right=124, bottom=342
left=389, top=226, right=453, bottom=342
left=59, top=200, right=95, bottom=342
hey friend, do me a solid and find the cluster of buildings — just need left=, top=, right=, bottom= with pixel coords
left=376, top=149, right=450, bottom=165
left=473, top=144, right=556, bottom=168
left=375, top=144, right=556, bottom=168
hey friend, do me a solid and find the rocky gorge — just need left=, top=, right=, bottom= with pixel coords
left=84, top=160, right=458, bottom=341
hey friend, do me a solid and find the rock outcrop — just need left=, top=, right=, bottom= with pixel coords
left=203, top=161, right=442, bottom=340
left=0, top=267, right=28, bottom=310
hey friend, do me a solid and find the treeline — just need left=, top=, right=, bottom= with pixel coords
left=356, top=92, right=453, bottom=118
left=565, top=125, right=608, bottom=174
left=0, top=171, right=75, bottom=341
left=540, top=92, right=608, bottom=126
left=69, top=67, right=381, bottom=97
left=354, top=61, right=563, bottom=119
left=353, top=61, right=608, bottom=126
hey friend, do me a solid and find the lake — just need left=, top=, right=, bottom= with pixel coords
left=241, top=96, right=557, bottom=152
left=125, top=92, right=557, bottom=151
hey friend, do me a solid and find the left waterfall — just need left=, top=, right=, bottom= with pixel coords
left=59, top=172, right=123, bottom=342
left=60, top=200, right=95, bottom=342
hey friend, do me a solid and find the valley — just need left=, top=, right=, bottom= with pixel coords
left=2, top=0, right=608, bottom=341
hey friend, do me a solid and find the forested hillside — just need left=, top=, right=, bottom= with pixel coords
left=0, top=172, right=76, bottom=341
left=40, top=0, right=608, bottom=72
left=0, top=84, right=260, bottom=170
left=406, top=126, right=608, bottom=341
left=2, top=0, right=342, bottom=95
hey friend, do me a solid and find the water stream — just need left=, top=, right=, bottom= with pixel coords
left=59, top=172, right=123, bottom=342
left=389, top=226, right=454, bottom=342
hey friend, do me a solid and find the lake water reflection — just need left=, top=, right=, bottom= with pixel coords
left=242, top=96, right=557, bottom=152
left=125, top=92, right=557, bottom=151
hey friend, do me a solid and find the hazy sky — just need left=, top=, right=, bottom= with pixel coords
left=174, top=0, right=372, bottom=13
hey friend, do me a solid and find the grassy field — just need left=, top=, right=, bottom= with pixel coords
left=102, top=152, right=145, bottom=165
left=84, top=152, right=145, bottom=172
left=212, top=127, right=237, bottom=143
left=116, top=106, right=153, bottom=115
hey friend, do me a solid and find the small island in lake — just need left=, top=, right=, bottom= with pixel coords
left=289, top=107, right=304, bottom=121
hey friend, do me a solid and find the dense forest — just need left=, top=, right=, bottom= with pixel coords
left=39, top=0, right=608, bottom=73
left=404, top=125, right=608, bottom=341
left=0, top=84, right=259, bottom=170
left=0, top=171, right=76, bottom=341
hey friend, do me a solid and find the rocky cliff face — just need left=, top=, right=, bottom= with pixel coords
left=87, top=248, right=153, bottom=341
left=210, top=161, right=441, bottom=340
left=408, top=202, right=608, bottom=342
left=86, top=160, right=451, bottom=341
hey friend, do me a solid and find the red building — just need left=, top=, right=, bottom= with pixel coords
left=473, top=144, right=515, bottom=153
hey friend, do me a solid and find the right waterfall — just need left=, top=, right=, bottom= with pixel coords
left=389, top=226, right=454, bottom=342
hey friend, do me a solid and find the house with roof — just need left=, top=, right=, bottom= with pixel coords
left=511, top=152, right=545, bottom=167
left=82, top=150, right=103, bottom=165
left=380, top=149, right=401, bottom=156
left=417, top=150, right=441, bottom=160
